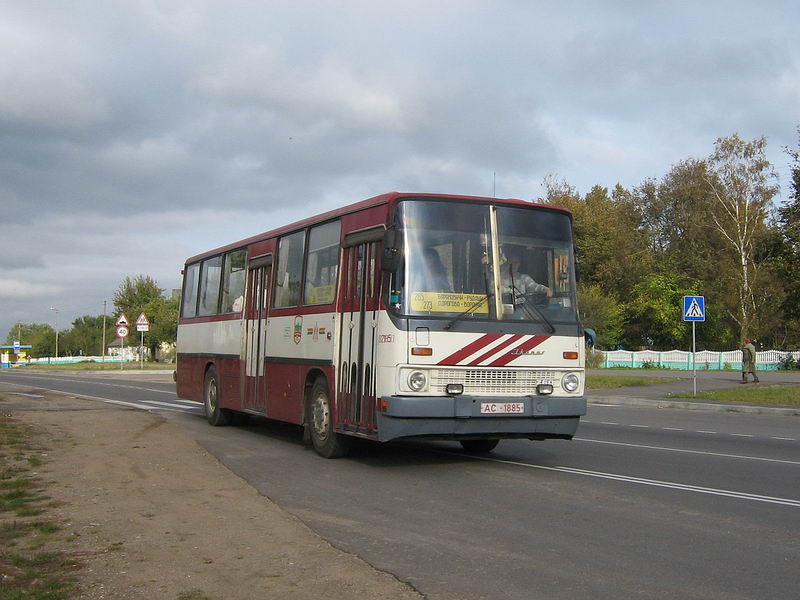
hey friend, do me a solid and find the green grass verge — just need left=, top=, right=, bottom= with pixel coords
left=0, top=416, right=79, bottom=600
left=672, top=385, right=800, bottom=406
left=586, top=375, right=677, bottom=390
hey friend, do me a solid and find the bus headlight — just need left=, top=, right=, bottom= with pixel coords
left=561, top=372, right=580, bottom=393
left=408, top=370, right=428, bottom=392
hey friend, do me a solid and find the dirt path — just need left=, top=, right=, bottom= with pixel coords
left=1, top=390, right=422, bottom=599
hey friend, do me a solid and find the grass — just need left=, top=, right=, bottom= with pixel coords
left=672, top=385, right=800, bottom=406
left=586, top=375, right=677, bottom=390
left=24, top=361, right=171, bottom=371
left=0, top=416, right=78, bottom=600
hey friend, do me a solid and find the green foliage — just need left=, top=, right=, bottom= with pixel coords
left=624, top=273, right=698, bottom=348
left=577, top=283, right=625, bottom=349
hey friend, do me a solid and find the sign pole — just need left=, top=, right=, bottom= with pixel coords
left=692, top=321, right=697, bottom=396
left=140, top=331, right=144, bottom=369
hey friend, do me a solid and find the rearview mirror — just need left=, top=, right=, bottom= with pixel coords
left=381, top=228, right=401, bottom=272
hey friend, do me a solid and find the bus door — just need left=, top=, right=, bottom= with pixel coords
left=338, top=241, right=381, bottom=432
left=242, top=255, right=272, bottom=414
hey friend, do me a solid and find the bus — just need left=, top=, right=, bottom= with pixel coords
left=176, top=192, right=590, bottom=458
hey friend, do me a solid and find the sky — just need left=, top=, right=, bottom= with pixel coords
left=1, top=1, right=798, bottom=345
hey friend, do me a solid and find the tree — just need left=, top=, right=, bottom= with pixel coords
left=774, top=127, right=800, bottom=329
left=553, top=184, right=653, bottom=301
left=113, top=275, right=165, bottom=319
left=576, top=283, right=625, bottom=349
left=59, top=316, right=115, bottom=357
left=623, top=273, right=701, bottom=349
left=704, top=134, right=779, bottom=340
left=4, top=323, right=56, bottom=358
left=113, top=275, right=178, bottom=361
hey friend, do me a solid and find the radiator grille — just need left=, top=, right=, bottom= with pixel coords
left=431, top=369, right=558, bottom=395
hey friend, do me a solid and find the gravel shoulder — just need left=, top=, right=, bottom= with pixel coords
left=0, top=389, right=421, bottom=600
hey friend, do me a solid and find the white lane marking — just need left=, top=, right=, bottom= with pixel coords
left=575, top=438, right=800, bottom=466
left=772, top=437, right=797, bottom=441
left=0, top=381, right=194, bottom=414
left=141, top=400, right=199, bottom=411
left=443, top=451, right=800, bottom=508
left=697, top=430, right=717, bottom=434
left=601, top=422, right=618, bottom=425
left=732, top=434, right=754, bottom=438
left=630, top=424, right=649, bottom=428
left=663, top=427, right=684, bottom=431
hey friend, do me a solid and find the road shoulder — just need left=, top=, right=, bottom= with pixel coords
left=1, top=391, right=421, bottom=600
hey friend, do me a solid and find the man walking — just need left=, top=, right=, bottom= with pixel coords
left=740, top=338, right=759, bottom=384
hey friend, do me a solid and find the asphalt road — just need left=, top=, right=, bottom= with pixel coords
left=1, top=369, right=798, bottom=599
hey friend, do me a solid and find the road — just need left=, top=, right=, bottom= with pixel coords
left=1, top=369, right=798, bottom=599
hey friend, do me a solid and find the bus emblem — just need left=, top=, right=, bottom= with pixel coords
left=293, top=316, right=303, bottom=344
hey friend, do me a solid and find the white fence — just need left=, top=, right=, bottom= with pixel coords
left=600, top=349, right=800, bottom=370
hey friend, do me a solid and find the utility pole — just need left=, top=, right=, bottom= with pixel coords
left=102, top=300, right=107, bottom=363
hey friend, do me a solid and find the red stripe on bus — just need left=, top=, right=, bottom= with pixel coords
left=437, top=333, right=504, bottom=366
left=488, top=335, right=550, bottom=367
left=469, top=334, right=523, bottom=366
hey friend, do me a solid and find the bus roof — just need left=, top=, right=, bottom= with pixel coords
left=184, top=192, right=571, bottom=264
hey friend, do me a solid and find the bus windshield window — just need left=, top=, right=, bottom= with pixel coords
left=391, top=200, right=577, bottom=323
left=495, top=205, right=576, bottom=322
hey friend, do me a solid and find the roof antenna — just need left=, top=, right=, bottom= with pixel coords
left=493, top=172, right=496, bottom=198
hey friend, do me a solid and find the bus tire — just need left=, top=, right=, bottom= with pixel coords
left=204, top=367, right=231, bottom=426
left=460, top=439, right=499, bottom=453
left=308, top=377, right=351, bottom=458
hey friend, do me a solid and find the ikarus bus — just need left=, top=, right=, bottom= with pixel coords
left=176, top=192, right=592, bottom=458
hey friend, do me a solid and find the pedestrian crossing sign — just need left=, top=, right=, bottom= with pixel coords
left=683, top=295, right=705, bottom=321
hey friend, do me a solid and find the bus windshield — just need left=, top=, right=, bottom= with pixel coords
left=388, top=199, right=578, bottom=324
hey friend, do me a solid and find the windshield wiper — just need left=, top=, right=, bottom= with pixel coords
left=444, top=294, right=489, bottom=330
left=512, top=286, right=556, bottom=333
left=444, top=266, right=494, bottom=330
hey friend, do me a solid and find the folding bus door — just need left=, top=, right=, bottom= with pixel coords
left=338, top=241, right=381, bottom=433
left=242, top=255, right=271, bottom=414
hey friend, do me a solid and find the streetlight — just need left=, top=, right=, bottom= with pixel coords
left=49, top=307, right=59, bottom=361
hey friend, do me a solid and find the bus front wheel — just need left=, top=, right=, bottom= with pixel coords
left=460, top=439, right=499, bottom=453
left=308, top=378, right=351, bottom=458
left=204, top=367, right=231, bottom=426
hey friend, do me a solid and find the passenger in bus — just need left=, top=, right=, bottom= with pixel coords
left=502, top=251, right=552, bottom=317
left=420, top=248, right=451, bottom=292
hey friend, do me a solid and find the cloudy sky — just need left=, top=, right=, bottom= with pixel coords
left=1, top=1, right=798, bottom=345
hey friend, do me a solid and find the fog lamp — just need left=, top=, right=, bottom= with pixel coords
left=536, top=384, right=554, bottom=395
left=446, top=383, right=464, bottom=395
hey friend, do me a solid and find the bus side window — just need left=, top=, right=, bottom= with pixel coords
left=220, top=249, right=247, bottom=313
left=274, top=231, right=305, bottom=308
left=304, top=221, right=341, bottom=305
left=181, top=263, right=200, bottom=318
left=197, top=255, right=222, bottom=316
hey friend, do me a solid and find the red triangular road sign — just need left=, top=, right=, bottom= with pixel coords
left=116, top=314, right=129, bottom=326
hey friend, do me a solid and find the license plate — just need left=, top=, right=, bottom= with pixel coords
left=480, top=402, right=525, bottom=414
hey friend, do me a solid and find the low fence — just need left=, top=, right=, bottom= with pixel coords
left=600, top=349, right=800, bottom=371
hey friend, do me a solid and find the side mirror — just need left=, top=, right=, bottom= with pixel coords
left=381, top=228, right=401, bottom=272
left=584, top=328, right=596, bottom=347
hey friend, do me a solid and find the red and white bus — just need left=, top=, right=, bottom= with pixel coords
left=176, top=192, right=590, bottom=457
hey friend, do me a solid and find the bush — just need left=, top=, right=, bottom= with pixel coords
left=778, top=354, right=798, bottom=370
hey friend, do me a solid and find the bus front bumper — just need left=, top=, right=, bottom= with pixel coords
left=375, top=394, right=586, bottom=442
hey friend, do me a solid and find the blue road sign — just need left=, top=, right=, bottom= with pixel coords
left=683, top=295, right=705, bottom=321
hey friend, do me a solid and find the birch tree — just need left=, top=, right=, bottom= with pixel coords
left=704, top=134, right=778, bottom=339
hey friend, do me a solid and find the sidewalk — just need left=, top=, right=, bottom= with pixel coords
left=587, top=369, right=800, bottom=416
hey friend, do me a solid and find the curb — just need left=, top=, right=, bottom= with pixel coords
left=588, top=396, right=800, bottom=416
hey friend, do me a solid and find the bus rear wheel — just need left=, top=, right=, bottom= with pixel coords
left=308, top=378, right=351, bottom=458
left=460, top=439, right=499, bottom=453
left=204, top=367, right=231, bottom=426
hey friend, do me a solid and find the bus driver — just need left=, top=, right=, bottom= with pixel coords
left=501, top=250, right=552, bottom=317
